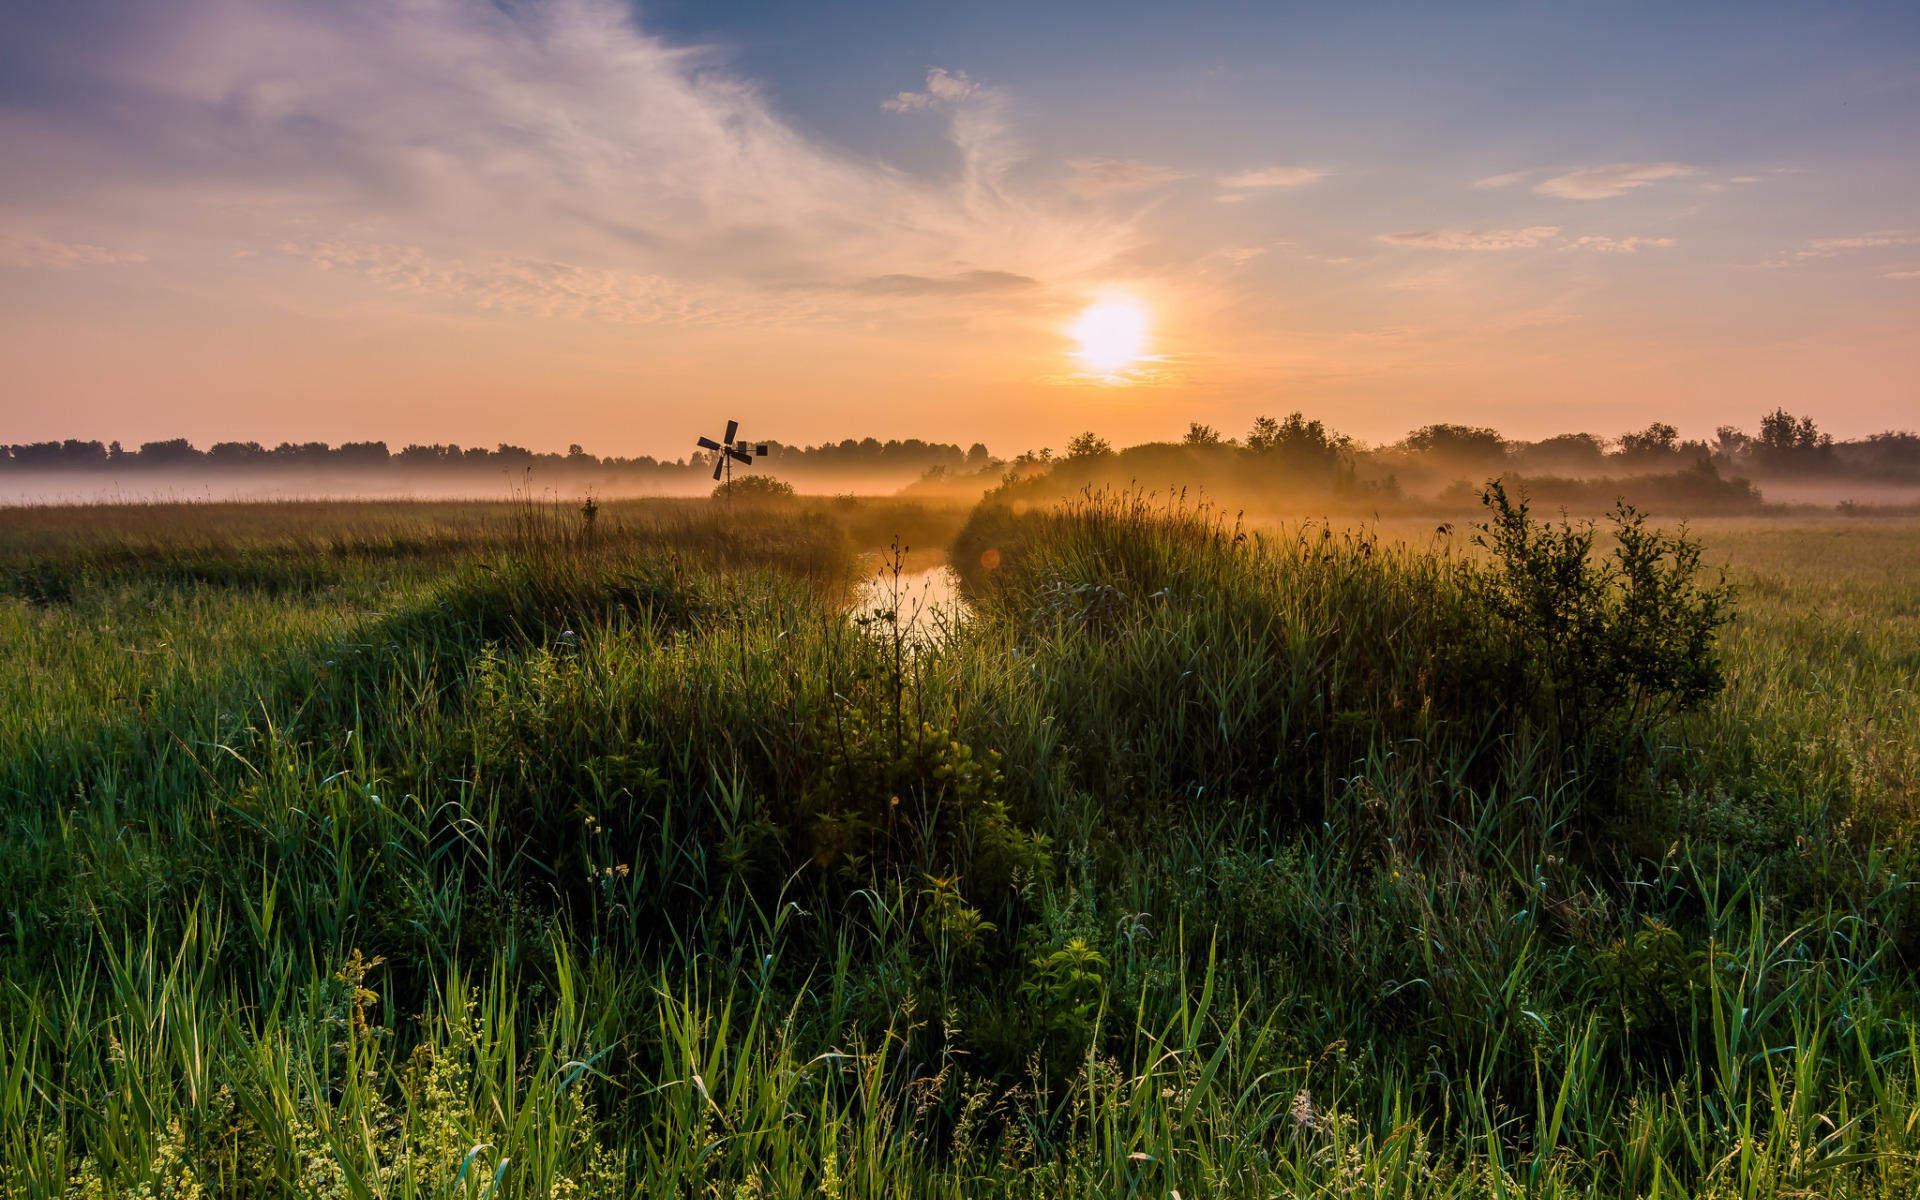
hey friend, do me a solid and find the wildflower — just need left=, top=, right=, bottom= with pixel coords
left=1290, top=1088, right=1317, bottom=1134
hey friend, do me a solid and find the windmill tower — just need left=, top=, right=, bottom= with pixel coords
left=696, top=419, right=768, bottom=499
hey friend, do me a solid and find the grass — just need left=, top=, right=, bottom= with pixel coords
left=0, top=493, right=1917, bottom=1197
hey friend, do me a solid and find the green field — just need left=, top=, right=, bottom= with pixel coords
left=1, top=494, right=1917, bottom=1198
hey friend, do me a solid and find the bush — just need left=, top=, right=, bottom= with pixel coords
left=712, top=472, right=796, bottom=503
left=1473, top=480, right=1733, bottom=777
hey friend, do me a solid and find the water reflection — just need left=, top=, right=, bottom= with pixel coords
left=852, top=563, right=967, bottom=640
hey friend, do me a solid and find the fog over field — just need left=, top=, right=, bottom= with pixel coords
left=9, top=409, right=1919, bottom=514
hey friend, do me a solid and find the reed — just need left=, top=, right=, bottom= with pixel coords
left=0, top=494, right=1915, bottom=1197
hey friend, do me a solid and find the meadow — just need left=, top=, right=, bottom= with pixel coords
left=0, top=490, right=1917, bottom=1198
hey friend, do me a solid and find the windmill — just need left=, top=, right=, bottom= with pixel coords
left=696, top=419, right=768, bottom=498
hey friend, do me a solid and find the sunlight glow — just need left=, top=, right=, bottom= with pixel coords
left=1068, top=298, right=1150, bottom=374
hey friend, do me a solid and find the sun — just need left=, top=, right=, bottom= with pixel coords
left=1068, top=297, right=1149, bottom=375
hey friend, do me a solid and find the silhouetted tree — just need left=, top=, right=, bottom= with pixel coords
left=1617, top=423, right=1679, bottom=457
left=208, top=441, right=264, bottom=464
left=138, top=438, right=202, bottom=465
left=1065, top=431, right=1113, bottom=459
left=1712, top=426, right=1748, bottom=460
left=1403, top=423, right=1507, bottom=462
left=1753, top=409, right=1833, bottom=472
left=1247, top=413, right=1346, bottom=461
left=1519, top=433, right=1609, bottom=472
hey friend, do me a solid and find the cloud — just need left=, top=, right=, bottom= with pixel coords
left=882, top=68, right=981, bottom=112
left=1886, top=271, right=1920, bottom=280
left=1472, top=172, right=1528, bottom=189
left=1731, top=176, right=1760, bottom=184
left=1536, top=162, right=1695, bottom=199
left=0, top=3, right=1128, bottom=324
left=1385, top=271, right=1454, bottom=291
left=1216, top=166, right=1326, bottom=188
left=1220, top=247, right=1266, bottom=265
left=0, top=235, right=146, bottom=268
left=1215, top=194, right=1249, bottom=204
left=288, top=240, right=714, bottom=323
left=1569, top=236, right=1675, bottom=253
left=1799, top=234, right=1919, bottom=256
left=849, top=270, right=1039, bottom=296
left=1064, top=159, right=1187, bottom=198
left=1377, top=226, right=1562, bottom=251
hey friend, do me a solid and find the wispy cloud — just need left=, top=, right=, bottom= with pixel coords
left=1569, top=236, right=1675, bottom=253
left=1064, top=159, right=1188, bottom=198
left=1799, top=233, right=1919, bottom=257
left=1377, top=226, right=1561, bottom=251
left=1472, top=171, right=1529, bottom=189
left=1886, top=270, right=1920, bottom=280
left=849, top=270, right=1039, bottom=296
left=1536, top=162, right=1695, bottom=199
left=288, top=240, right=715, bottom=324
left=882, top=67, right=982, bottom=112
left=0, top=236, right=146, bottom=269
left=0, top=3, right=1129, bottom=325
left=1217, top=166, right=1327, bottom=188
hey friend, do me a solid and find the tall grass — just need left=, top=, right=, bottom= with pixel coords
left=0, top=495, right=1915, bottom=1196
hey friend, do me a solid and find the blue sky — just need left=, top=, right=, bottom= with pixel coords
left=0, top=0, right=1914, bottom=452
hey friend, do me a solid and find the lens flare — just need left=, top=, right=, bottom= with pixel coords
left=1068, top=298, right=1149, bottom=374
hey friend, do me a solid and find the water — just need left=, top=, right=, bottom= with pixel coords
left=852, top=563, right=967, bottom=639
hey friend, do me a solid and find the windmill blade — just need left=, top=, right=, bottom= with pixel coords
left=696, top=436, right=721, bottom=451
left=711, top=458, right=725, bottom=481
left=728, top=448, right=754, bottom=465
left=723, top=419, right=738, bottom=444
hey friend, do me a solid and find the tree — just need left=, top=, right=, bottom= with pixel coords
left=138, top=438, right=203, bottom=465
left=1403, top=424, right=1506, bottom=461
left=1520, top=433, right=1609, bottom=472
left=1183, top=422, right=1222, bottom=446
left=1065, top=431, right=1113, bottom=460
left=1757, top=409, right=1830, bottom=452
left=208, top=441, right=266, bottom=464
left=1245, top=412, right=1347, bottom=462
left=1753, top=409, right=1833, bottom=471
left=335, top=441, right=390, bottom=465
left=1617, top=423, right=1679, bottom=457
left=1244, top=415, right=1284, bottom=451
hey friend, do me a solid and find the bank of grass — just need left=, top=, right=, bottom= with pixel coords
left=0, top=495, right=1917, bottom=1196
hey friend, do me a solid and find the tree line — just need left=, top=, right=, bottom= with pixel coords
left=5, top=409, right=1914, bottom=480
left=0, top=436, right=987, bottom=475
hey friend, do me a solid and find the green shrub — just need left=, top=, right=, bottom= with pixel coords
left=712, top=472, right=797, bottom=503
left=1474, top=480, right=1734, bottom=778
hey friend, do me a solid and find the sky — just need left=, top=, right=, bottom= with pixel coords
left=0, top=0, right=1916, bottom=457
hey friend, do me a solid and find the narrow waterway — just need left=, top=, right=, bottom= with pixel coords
left=851, top=559, right=967, bottom=640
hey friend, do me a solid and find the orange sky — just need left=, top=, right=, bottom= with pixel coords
left=2, top=1, right=1916, bottom=457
